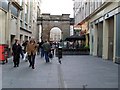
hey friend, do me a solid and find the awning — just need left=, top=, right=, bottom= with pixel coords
left=65, top=35, right=86, bottom=41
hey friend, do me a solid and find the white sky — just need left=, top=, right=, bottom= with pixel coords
left=41, top=0, right=74, bottom=18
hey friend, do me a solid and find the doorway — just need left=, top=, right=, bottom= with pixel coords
left=107, top=16, right=114, bottom=60
left=96, top=22, right=103, bottom=57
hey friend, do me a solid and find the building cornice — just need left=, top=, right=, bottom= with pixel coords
left=78, top=2, right=112, bottom=25
left=20, top=27, right=32, bottom=34
left=37, top=17, right=70, bottom=21
left=11, top=0, right=23, bottom=11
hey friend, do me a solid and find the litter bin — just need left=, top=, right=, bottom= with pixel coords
left=0, top=44, right=8, bottom=64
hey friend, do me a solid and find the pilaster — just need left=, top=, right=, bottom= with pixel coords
left=102, top=19, right=109, bottom=60
left=22, top=1, right=25, bottom=28
left=113, top=15, right=117, bottom=62
left=16, top=10, right=20, bottom=40
left=7, top=1, right=12, bottom=48
left=93, top=24, right=98, bottom=56
left=89, top=24, right=94, bottom=55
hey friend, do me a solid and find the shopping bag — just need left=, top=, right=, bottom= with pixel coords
left=23, top=52, right=27, bottom=60
left=49, top=52, right=53, bottom=59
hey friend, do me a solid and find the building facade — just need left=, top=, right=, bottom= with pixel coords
left=0, top=0, right=41, bottom=50
left=74, top=0, right=120, bottom=63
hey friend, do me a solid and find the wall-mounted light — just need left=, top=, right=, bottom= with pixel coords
left=106, top=13, right=109, bottom=17
left=11, top=16, right=15, bottom=20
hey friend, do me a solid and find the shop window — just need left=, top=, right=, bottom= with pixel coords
left=116, top=13, right=120, bottom=57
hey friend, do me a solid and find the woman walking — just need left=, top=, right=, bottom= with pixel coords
left=26, top=39, right=38, bottom=69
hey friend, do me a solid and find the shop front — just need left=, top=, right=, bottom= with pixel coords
left=115, top=12, right=120, bottom=64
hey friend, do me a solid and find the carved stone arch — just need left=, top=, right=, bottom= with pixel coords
left=49, top=27, right=62, bottom=42
left=37, top=13, right=71, bottom=41
left=49, top=26, right=63, bottom=32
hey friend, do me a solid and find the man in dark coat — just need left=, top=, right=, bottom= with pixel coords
left=12, top=39, right=22, bottom=67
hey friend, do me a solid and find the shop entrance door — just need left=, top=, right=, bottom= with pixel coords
left=108, top=17, right=114, bottom=60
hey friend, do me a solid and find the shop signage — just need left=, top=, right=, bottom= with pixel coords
left=105, top=7, right=120, bottom=19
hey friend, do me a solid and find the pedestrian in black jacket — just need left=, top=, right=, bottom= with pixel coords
left=12, top=39, right=22, bottom=67
left=22, top=40, right=28, bottom=53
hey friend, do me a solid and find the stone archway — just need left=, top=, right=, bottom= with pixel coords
left=37, top=13, right=72, bottom=41
left=50, top=27, right=62, bottom=42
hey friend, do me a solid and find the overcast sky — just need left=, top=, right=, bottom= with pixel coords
left=41, top=0, right=74, bottom=18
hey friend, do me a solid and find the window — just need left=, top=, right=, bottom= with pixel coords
left=25, top=5, right=27, bottom=14
left=20, top=12, right=22, bottom=19
left=0, top=0, right=8, bottom=11
left=11, top=4, right=18, bottom=17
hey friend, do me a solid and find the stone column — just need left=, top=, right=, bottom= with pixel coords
left=7, top=1, right=12, bottom=48
left=93, top=24, right=98, bottom=56
left=27, top=1, right=30, bottom=30
left=113, top=15, right=117, bottom=62
left=22, top=2, right=25, bottom=28
left=30, top=1, right=34, bottom=37
left=16, top=10, right=20, bottom=40
left=89, top=24, right=94, bottom=55
left=102, top=20, right=109, bottom=60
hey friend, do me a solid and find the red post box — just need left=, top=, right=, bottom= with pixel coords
left=0, top=44, right=8, bottom=64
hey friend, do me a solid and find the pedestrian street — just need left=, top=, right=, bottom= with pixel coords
left=2, top=55, right=118, bottom=89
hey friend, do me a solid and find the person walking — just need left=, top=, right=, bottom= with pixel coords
left=12, top=39, right=22, bottom=67
left=51, top=43, right=55, bottom=57
left=26, top=39, right=38, bottom=69
left=37, top=41, right=40, bottom=55
left=58, top=40, right=63, bottom=64
left=39, top=40, right=44, bottom=58
left=22, top=40, right=28, bottom=53
left=22, top=40, right=28, bottom=61
left=42, top=41, right=51, bottom=63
